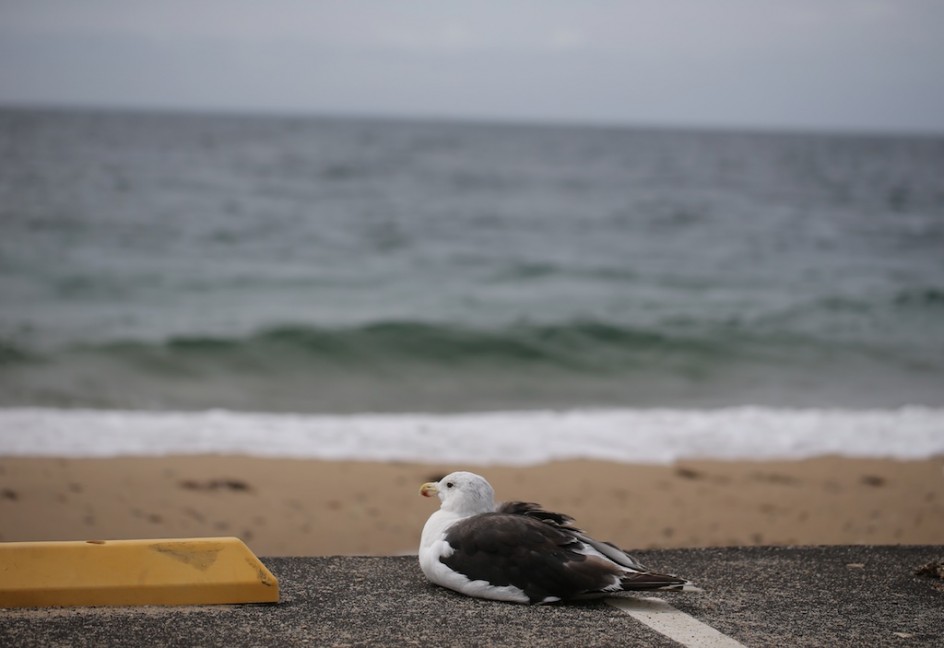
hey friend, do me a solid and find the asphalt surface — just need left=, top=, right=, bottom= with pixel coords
left=2, top=546, right=942, bottom=647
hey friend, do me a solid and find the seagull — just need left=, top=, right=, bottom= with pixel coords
left=419, top=471, right=700, bottom=604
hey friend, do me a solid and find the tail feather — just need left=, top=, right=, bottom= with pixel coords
left=620, top=571, right=703, bottom=592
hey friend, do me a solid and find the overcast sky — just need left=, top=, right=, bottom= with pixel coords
left=2, top=0, right=943, bottom=133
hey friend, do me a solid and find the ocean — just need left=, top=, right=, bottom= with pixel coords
left=1, top=107, right=943, bottom=461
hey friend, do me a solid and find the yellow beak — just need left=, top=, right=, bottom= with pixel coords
left=420, top=482, right=438, bottom=498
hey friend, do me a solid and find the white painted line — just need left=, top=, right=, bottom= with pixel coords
left=607, top=596, right=747, bottom=648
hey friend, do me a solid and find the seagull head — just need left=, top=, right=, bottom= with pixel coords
left=420, top=471, right=496, bottom=516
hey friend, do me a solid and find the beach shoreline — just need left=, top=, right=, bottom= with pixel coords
left=1, top=455, right=941, bottom=556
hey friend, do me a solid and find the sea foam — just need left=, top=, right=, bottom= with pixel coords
left=1, top=407, right=942, bottom=465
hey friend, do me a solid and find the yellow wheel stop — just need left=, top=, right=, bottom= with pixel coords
left=0, top=537, right=279, bottom=608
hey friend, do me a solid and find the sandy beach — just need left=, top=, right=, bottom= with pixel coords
left=1, top=456, right=941, bottom=556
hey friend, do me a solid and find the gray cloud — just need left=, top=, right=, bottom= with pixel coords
left=2, top=0, right=943, bottom=133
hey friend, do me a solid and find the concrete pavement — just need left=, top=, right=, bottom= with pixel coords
left=1, top=546, right=942, bottom=646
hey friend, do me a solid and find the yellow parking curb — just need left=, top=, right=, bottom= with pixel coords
left=0, top=537, right=279, bottom=608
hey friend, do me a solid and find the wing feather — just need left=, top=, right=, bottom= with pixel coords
left=441, top=512, right=623, bottom=603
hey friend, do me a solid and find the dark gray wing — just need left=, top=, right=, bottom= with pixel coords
left=496, top=501, right=582, bottom=531
left=497, top=500, right=648, bottom=571
left=440, top=512, right=625, bottom=603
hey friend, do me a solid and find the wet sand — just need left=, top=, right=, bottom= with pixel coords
left=1, top=456, right=941, bottom=555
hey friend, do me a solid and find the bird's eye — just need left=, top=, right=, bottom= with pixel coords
left=445, top=482, right=454, bottom=488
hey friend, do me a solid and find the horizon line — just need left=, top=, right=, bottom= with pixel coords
left=3, top=100, right=943, bottom=140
